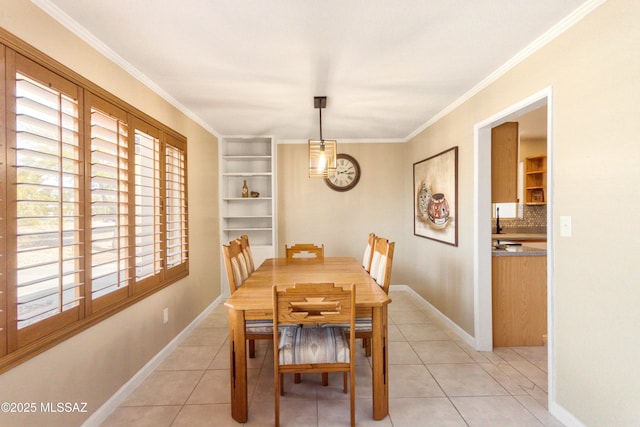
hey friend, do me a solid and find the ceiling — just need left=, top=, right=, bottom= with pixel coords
left=37, top=0, right=588, bottom=142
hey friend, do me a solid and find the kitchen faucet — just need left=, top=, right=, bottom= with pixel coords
left=496, top=206, right=503, bottom=234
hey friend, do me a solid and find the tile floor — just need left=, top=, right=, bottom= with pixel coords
left=102, top=290, right=563, bottom=426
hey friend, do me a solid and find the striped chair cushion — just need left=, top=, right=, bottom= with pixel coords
left=320, top=317, right=372, bottom=332
left=278, top=326, right=350, bottom=365
left=245, top=321, right=299, bottom=335
left=245, top=320, right=274, bottom=334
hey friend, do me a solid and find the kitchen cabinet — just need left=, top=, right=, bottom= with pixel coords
left=524, top=154, right=546, bottom=205
left=491, top=122, right=519, bottom=203
left=219, top=137, right=276, bottom=295
left=492, top=254, right=546, bottom=346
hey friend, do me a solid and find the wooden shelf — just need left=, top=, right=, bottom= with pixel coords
left=524, top=155, right=547, bottom=205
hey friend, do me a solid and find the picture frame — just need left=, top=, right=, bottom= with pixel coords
left=413, top=146, right=458, bottom=246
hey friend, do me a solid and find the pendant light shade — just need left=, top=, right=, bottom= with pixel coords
left=308, top=96, right=337, bottom=178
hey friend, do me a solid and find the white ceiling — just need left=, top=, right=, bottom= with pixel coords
left=37, top=0, right=589, bottom=142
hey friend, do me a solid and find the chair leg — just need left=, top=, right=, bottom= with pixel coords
left=350, top=372, right=355, bottom=427
left=322, top=372, right=329, bottom=386
left=364, top=337, right=371, bottom=357
left=274, top=371, right=280, bottom=427
left=279, top=373, right=285, bottom=396
left=248, top=339, right=256, bottom=358
left=294, top=373, right=301, bottom=383
left=343, top=372, right=348, bottom=393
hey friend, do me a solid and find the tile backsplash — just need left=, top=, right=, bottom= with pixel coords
left=494, top=204, right=547, bottom=233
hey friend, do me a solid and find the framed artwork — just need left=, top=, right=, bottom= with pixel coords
left=413, top=146, right=458, bottom=246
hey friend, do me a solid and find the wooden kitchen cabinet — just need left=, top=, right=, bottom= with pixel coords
left=492, top=255, right=547, bottom=346
left=525, top=154, right=546, bottom=205
left=491, top=122, right=519, bottom=203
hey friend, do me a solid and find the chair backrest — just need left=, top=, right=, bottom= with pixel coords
left=369, top=237, right=395, bottom=294
left=273, top=283, right=355, bottom=328
left=222, top=239, right=249, bottom=294
left=362, top=232, right=376, bottom=272
left=239, top=234, right=255, bottom=274
left=284, top=243, right=324, bottom=260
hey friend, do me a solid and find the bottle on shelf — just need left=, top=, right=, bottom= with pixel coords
left=242, top=180, right=249, bottom=198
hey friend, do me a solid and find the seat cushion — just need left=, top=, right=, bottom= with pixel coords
left=320, top=317, right=372, bottom=332
left=245, top=319, right=273, bottom=334
left=278, top=326, right=350, bottom=365
left=245, top=320, right=298, bottom=335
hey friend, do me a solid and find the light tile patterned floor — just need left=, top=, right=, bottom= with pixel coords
left=102, top=290, right=563, bottom=426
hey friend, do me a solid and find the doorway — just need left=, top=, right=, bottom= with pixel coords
left=473, top=87, right=555, bottom=399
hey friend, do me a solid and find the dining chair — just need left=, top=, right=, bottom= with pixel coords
left=272, top=282, right=356, bottom=427
left=362, top=232, right=376, bottom=272
left=284, top=243, right=324, bottom=260
left=222, top=239, right=272, bottom=358
left=238, top=234, right=255, bottom=274
left=357, top=236, right=395, bottom=356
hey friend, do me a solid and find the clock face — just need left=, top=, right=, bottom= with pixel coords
left=325, top=153, right=361, bottom=191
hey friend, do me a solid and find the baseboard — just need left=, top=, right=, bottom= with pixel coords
left=82, top=296, right=224, bottom=427
left=389, top=285, right=476, bottom=349
left=549, top=401, right=586, bottom=427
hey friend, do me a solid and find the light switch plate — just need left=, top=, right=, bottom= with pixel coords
left=560, top=216, right=572, bottom=237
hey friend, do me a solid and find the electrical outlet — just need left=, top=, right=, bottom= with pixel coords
left=163, top=307, right=169, bottom=324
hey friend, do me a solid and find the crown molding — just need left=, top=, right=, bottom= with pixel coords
left=404, top=0, right=608, bottom=142
left=31, top=0, right=221, bottom=139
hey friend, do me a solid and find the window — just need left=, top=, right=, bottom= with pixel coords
left=0, top=37, right=188, bottom=369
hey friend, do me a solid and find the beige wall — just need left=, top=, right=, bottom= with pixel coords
left=406, top=0, right=640, bottom=425
left=2, top=0, right=639, bottom=425
left=0, top=2, right=220, bottom=426
left=277, top=142, right=409, bottom=284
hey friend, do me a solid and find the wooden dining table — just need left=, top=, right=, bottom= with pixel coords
left=224, top=256, right=391, bottom=422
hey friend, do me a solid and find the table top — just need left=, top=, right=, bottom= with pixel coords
left=225, top=257, right=391, bottom=311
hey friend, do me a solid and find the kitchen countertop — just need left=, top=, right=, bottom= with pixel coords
left=492, top=244, right=546, bottom=257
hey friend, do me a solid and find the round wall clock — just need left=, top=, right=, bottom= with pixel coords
left=325, top=153, right=361, bottom=191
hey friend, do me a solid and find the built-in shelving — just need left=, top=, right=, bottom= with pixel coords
left=219, top=137, right=276, bottom=296
left=524, top=154, right=547, bottom=205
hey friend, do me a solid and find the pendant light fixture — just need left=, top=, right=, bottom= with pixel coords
left=308, top=96, right=337, bottom=178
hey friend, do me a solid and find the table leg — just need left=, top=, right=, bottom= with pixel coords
left=371, top=305, right=389, bottom=419
left=228, top=309, right=248, bottom=422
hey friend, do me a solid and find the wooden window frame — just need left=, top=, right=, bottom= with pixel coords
left=0, top=28, right=189, bottom=373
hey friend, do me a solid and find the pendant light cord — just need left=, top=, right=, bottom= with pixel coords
left=319, top=107, right=323, bottom=142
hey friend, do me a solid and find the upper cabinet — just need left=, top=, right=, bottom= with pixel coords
left=524, top=154, right=547, bottom=205
left=491, top=122, right=519, bottom=203
left=219, top=137, right=276, bottom=288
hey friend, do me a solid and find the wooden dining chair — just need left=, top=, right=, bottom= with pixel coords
left=284, top=243, right=324, bottom=260
left=238, top=234, right=255, bottom=274
left=357, top=236, right=395, bottom=356
left=273, top=283, right=356, bottom=427
left=369, top=237, right=395, bottom=294
left=222, top=239, right=272, bottom=358
left=362, top=232, right=376, bottom=272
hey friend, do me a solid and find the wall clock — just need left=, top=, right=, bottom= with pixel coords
left=325, top=153, right=361, bottom=191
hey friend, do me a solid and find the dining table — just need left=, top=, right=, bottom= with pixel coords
left=224, top=256, right=391, bottom=422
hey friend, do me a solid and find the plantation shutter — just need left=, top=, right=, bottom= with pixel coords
left=164, top=135, right=188, bottom=277
left=11, top=54, right=84, bottom=347
left=87, top=94, right=132, bottom=311
left=130, top=117, right=162, bottom=292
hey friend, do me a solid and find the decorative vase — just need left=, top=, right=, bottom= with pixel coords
left=427, top=193, right=450, bottom=226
